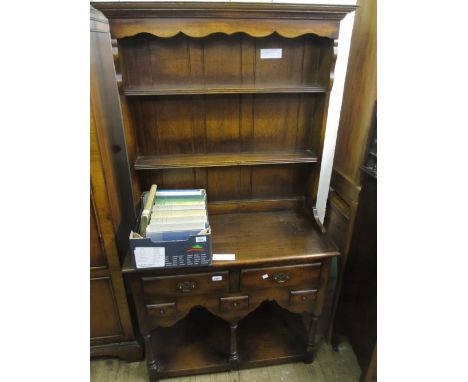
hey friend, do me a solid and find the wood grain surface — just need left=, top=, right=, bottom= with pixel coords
left=333, top=0, right=376, bottom=185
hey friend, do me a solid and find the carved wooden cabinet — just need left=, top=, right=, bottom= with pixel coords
left=324, top=0, right=377, bottom=380
left=91, top=2, right=356, bottom=379
left=90, top=7, right=142, bottom=362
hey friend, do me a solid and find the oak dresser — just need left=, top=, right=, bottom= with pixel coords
left=91, top=2, right=356, bottom=380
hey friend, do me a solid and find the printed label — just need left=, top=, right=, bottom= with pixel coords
left=212, top=254, right=236, bottom=261
left=260, top=48, right=282, bottom=59
left=262, top=274, right=269, bottom=279
left=196, top=236, right=207, bottom=243
left=134, top=247, right=165, bottom=268
left=212, top=275, right=223, bottom=281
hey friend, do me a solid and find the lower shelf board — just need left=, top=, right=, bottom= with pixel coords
left=150, top=301, right=308, bottom=377
left=151, top=306, right=230, bottom=377
left=237, top=300, right=308, bottom=368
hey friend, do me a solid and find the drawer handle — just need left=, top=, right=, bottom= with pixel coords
left=273, top=272, right=290, bottom=283
left=177, top=280, right=198, bottom=293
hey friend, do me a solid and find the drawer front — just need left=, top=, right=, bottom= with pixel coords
left=289, top=289, right=318, bottom=306
left=219, top=296, right=249, bottom=313
left=143, top=271, right=229, bottom=298
left=240, top=263, right=321, bottom=291
left=146, top=302, right=177, bottom=319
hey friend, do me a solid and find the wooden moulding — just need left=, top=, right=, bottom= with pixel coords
left=91, top=2, right=357, bottom=39
left=90, top=340, right=143, bottom=363
left=134, top=151, right=318, bottom=170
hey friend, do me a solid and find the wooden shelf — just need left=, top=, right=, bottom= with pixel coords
left=124, top=84, right=327, bottom=96
left=237, top=300, right=307, bottom=367
left=149, top=301, right=307, bottom=377
left=151, top=306, right=230, bottom=378
left=135, top=150, right=318, bottom=170
left=123, top=209, right=338, bottom=273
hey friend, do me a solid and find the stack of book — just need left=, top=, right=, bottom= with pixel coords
left=145, top=189, right=209, bottom=241
left=130, top=185, right=212, bottom=269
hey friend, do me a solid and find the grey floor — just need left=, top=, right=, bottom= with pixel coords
left=91, top=337, right=361, bottom=382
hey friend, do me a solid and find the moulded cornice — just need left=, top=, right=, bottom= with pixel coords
left=91, top=2, right=357, bottom=21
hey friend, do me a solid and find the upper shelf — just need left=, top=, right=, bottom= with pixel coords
left=124, top=84, right=327, bottom=96
left=135, top=150, right=318, bottom=170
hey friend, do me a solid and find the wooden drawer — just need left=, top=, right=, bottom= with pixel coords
left=289, top=289, right=318, bottom=306
left=219, top=296, right=249, bottom=313
left=240, top=263, right=321, bottom=291
left=146, top=302, right=177, bottom=319
left=142, top=271, right=229, bottom=298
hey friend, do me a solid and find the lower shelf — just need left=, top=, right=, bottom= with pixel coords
left=238, top=300, right=308, bottom=368
left=151, top=306, right=230, bottom=377
left=150, top=300, right=308, bottom=377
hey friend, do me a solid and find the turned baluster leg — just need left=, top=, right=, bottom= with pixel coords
left=144, top=333, right=160, bottom=382
left=228, top=322, right=240, bottom=369
left=305, top=314, right=319, bottom=364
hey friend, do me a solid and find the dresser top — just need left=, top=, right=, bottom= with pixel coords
left=123, top=209, right=339, bottom=273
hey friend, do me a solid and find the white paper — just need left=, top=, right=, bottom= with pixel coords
left=262, top=274, right=269, bottom=279
left=156, top=190, right=203, bottom=196
left=260, top=48, right=282, bottom=59
left=212, top=275, right=223, bottom=281
left=212, top=254, right=236, bottom=261
left=134, top=247, right=165, bottom=268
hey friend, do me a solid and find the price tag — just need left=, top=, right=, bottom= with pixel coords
left=260, top=48, right=282, bottom=59
left=213, top=254, right=236, bottom=261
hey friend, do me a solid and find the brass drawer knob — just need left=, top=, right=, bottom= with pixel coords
left=177, top=280, right=198, bottom=293
left=159, top=309, right=165, bottom=315
left=233, top=302, right=238, bottom=307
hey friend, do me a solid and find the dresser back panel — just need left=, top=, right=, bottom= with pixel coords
left=139, top=164, right=309, bottom=202
left=119, top=33, right=333, bottom=89
left=128, top=94, right=324, bottom=155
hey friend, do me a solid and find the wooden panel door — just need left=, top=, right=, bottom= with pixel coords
left=91, top=277, right=125, bottom=340
left=90, top=109, right=140, bottom=360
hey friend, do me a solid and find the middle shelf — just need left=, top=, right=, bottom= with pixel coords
left=135, top=150, right=318, bottom=170
left=124, top=83, right=327, bottom=96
